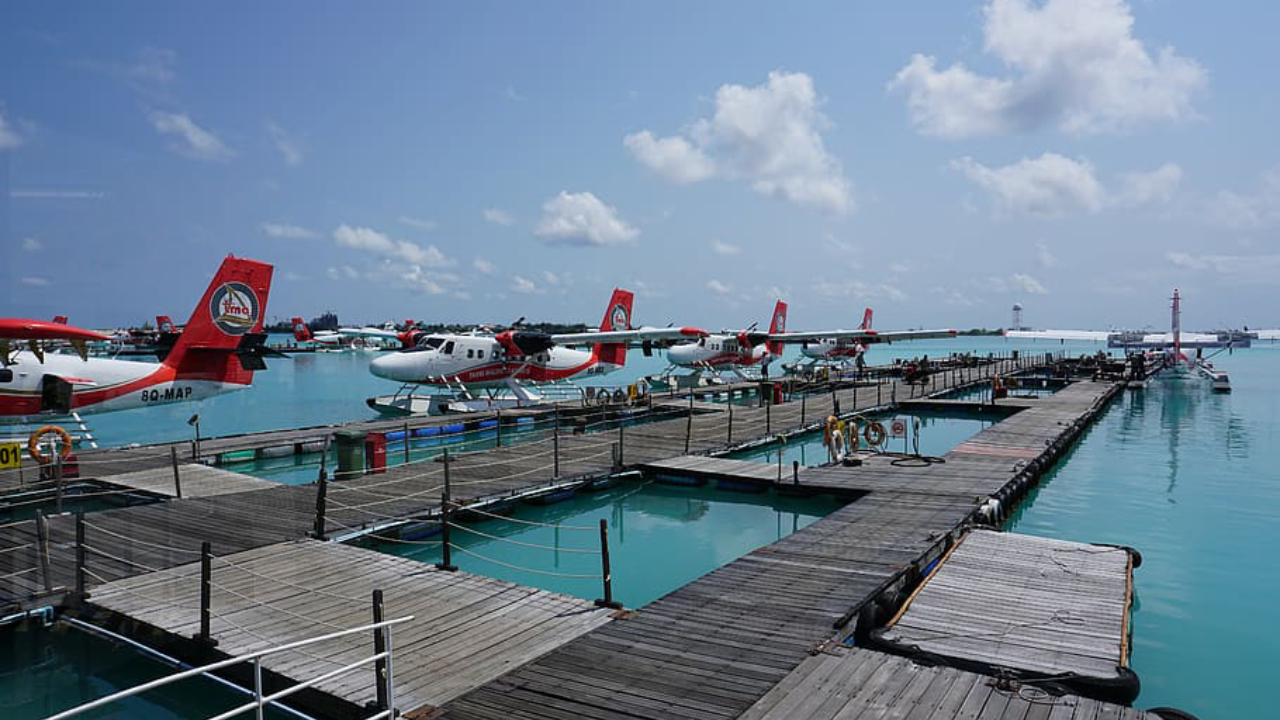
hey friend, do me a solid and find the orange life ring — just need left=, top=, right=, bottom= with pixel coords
left=863, top=422, right=886, bottom=447
left=28, top=425, right=73, bottom=463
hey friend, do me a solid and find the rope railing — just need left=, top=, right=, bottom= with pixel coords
left=448, top=522, right=602, bottom=554
left=446, top=543, right=603, bottom=579
left=80, top=520, right=203, bottom=555
left=459, top=504, right=597, bottom=531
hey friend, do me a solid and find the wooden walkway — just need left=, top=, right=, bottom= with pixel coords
left=88, top=539, right=614, bottom=714
left=874, top=530, right=1134, bottom=687
left=97, top=463, right=277, bottom=499
left=738, top=648, right=1153, bottom=720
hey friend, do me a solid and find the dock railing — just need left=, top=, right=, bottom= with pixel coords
left=45, top=613, right=414, bottom=720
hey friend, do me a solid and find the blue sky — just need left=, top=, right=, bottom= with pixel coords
left=2, top=0, right=1277, bottom=332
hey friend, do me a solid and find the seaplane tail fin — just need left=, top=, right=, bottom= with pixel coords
left=593, top=288, right=634, bottom=367
left=156, top=315, right=175, bottom=333
left=52, top=316, right=68, bottom=325
left=766, top=300, right=787, bottom=356
left=860, top=307, right=874, bottom=330
left=163, top=255, right=274, bottom=384
left=291, top=317, right=313, bottom=342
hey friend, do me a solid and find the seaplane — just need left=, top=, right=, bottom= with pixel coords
left=1, top=255, right=278, bottom=425
left=290, top=318, right=401, bottom=352
left=657, top=302, right=957, bottom=387
left=365, top=288, right=706, bottom=415
left=1005, top=289, right=1236, bottom=391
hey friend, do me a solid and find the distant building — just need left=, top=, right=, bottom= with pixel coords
left=1011, top=303, right=1025, bottom=331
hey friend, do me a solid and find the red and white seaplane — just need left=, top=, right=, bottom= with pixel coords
left=290, top=318, right=402, bottom=352
left=0, top=255, right=277, bottom=422
left=365, top=288, right=705, bottom=414
left=660, top=302, right=956, bottom=385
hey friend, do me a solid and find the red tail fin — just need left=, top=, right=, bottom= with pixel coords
left=291, top=317, right=313, bottom=342
left=156, top=315, right=175, bottom=333
left=163, top=256, right=274, bottom=384
left=594, top=288, right=634, bottom=367
left=52, top=315, right=68, bottom=325
left=859, top=307, right=873, bottom=330
left=766, top=300, right=787, bottom=356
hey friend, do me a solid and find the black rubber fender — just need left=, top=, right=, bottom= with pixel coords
left=1146, top=707, right=1200, bottom=720
left=1095, top=543, right=1143, bottom=568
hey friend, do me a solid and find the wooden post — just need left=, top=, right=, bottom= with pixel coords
left=776, top=437, right=783, bottom=482
left=727, top=401, right=734, bottom=444
left=793, top=460, right=800, bottom=485
left=877, top=379, right=882, bottom=406
left=442, top=448, right=451, bottom=497
left=372, top=589, right=389, bottom=712
left=35, top=510, right=52, bottom=593
left=53, top=445, right=64, bottom=514
left=617, top=425, right=625, bottom=467
left=197, top=541, right=216, bottom=646
left=170, top=447, right=183, bottom=499
left=892, top=381, right=897, bottom=404
left=495, top=409, right=502, bottom=448
left=800, top=394, right=806, bottom=426
left=684, top=393, right=693, bottom=454
left=766, top=396, right=772, bottom=435
left=553, top=408, right=560, bottom=478
left=403, top=422, right=411, bottom=464
left=437, top=493, right=457, bottom=571
left=594, top=518, right=621, bottom=609
left=75, top=511, right=86, bottom=599
left=311, top=470, right=329, bottom=541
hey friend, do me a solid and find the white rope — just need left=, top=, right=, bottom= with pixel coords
left=449, top=522, right=601, bottom=554
left=82, top=543, right=163, bottom=573
left=460, top=505, right=596, bottom=531
left=81, top=521, right=203, bottom=555
left=447, top=543, right=602, bottom=579
left=208, top=578, right=348, bottom=630
left=212, top=556, right=368, bottom=604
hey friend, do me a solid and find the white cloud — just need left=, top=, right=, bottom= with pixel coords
left=623, top=131, right=715, bottom=183
left=706, top=279, right=732, bottom=295
left=261, top=222, right=317, bottom=239
left=149, top=111, right=234, bottom=161
left=21, top=237, right=43, bottom=252
left=1035, top=240, right=1058, bottom=268
left=534, top=191, right=639, bottom=246
left=625, top=71, right=853, bottom=214
left=400, top=216, right=437, bottom=232
left=710, top=239, right=741, bottom=256
left=473, top=257, right=497, bottom=275
left=1120, top=163, right=1183, bottom=206
left=1167, top=251, right=1280, bottom=282
left=890, top=0, right=1206, bottom=137
left=512, top=275, right=539, bottom=294
left=1011, top=272, right=1049, bottom=294
left=483, top=208, right=515, bottom=226
left=1206, top=168, right=1280, bottom=230
left=20, top=276, right=49, bottom=287
left=265, top=121, right=303, bottom=166
left=953, top=153, right=1105, bottom=216
left=814, top=280, right=907, bottom=302
left=0, top=111, right=23, bottom=150
left=332, top=224, right=452, bottom=267
left=129, top=47, right=177, bottom=84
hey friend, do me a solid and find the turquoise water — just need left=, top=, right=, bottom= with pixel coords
left=0, top=621, right=292, bottom=720
left=365, top=480, right=845, bottom=608
left=729, top=412, right=998, bottom=467
left=1006, top=343, right=1280, bottom=718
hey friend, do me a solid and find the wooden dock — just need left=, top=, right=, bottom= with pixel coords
left=737, top=648, right=1154, bottom=720
left=96, top=463, right=277, bottom=499
left=87, top=539, right=614, bottom=715
left=872, top=530, right=1137, bottom=702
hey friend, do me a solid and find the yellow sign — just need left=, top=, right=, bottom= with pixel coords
left=0, top=441, right=21, bottom=470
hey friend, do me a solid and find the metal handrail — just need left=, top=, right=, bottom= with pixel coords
left=45, top=615, right=414, bottom=720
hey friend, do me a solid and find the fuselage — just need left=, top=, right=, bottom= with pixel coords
left=0, top=352, right=247, bottom=420
left=800, top=337, right=867, bottom=361
left=369, top=334, right=618, bottom=387
left=667, top=334, right=772, bottom=368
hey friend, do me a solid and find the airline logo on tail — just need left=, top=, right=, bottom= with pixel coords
left=610, top=303, right=631, bottom=332
left=210, top=283, right=259, bottom=335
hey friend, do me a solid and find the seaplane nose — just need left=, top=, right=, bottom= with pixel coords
left=668, top=344, right=694, bottom=366
left=370, top=352, right=415, bottom=381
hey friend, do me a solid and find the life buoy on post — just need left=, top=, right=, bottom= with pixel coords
left=28, top=425, right=73, bottom=463
left=863, top=421, right=887, bottom=448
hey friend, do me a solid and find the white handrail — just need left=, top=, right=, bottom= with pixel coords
left=45, top=615, right=414, bottom=720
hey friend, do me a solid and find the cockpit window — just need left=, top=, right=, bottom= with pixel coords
left=0, top=369, right=12, bottom=383
left=699, top=338, right=706, bottom=347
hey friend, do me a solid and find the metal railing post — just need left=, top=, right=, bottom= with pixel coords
left=196, top=541, right=216, bottom=646
left=253, top=657, right=264, bottom=720
left=75, top=512, right=86, bottom=599
left=312, top=471, right=328, bottom=540
left=437, top=494, right=457, bottom=571
left=594, top=519, right=621, bottom=609
left=170, top=447, right=183, bottom=498
left=35, top=510, right=53, bottom=593
left=372, top=589, right=389, bottom=713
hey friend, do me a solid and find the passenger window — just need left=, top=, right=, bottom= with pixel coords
left=443, top=341, right=454, bottom=354
left=467, top=348, right=474, bottom=358
left=477, top=350, right=484, bottom=359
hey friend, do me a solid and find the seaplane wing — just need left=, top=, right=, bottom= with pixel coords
left=0, top=319, right=112, bottom=363
left=767, top=328, right=957, bottom=343
left=1004, top=329, right=1111, bottom=342
left=335, top=326, right=400, bottom=340
left=551, top=326, right=706, bottom=345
